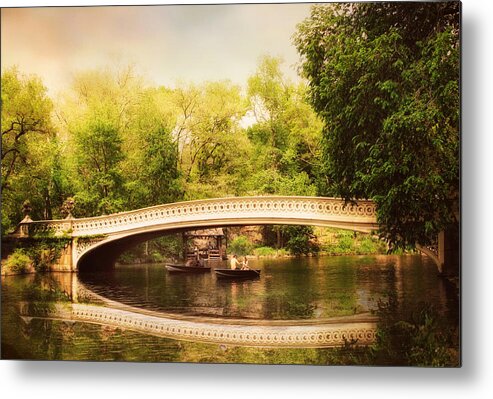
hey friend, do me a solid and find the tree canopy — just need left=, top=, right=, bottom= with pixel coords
left=1, top=68, right=62, bottom=230
left=1, top=58, right=323, bottom=233
left=246, top=56, right=323, bottom=196
left=294, top=2, right=460, bottom=249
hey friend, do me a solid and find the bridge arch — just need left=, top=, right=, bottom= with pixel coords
left=76, top=219, right=377, bottom=271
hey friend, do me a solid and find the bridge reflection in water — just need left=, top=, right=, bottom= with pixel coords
left=6, top=255, right=457, bottom=349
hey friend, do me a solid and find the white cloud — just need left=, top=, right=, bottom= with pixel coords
left=1, top=3, right=313, bottom=95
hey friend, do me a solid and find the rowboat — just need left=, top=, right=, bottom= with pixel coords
left=165, top=263, right=211, bottom=273
left=214, top=268, right=261, bottom=279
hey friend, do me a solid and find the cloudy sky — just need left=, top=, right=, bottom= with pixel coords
left=1, top=3, right=314, bottom=96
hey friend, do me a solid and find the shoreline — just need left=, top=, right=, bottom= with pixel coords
left=2, top=252, right=431, bottom=276
left=118, top=250, right=402, bottom=265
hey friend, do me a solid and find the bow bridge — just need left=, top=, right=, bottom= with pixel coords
left=11, top=196, right=382, bottom=272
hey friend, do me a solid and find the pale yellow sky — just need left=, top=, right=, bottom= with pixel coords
left=1, top=3, right=314, bottom=96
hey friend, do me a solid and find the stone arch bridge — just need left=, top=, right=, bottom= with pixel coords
left=10, top=195, right=447, bottom=273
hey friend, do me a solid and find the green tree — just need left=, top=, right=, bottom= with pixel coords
left=173, top=81, right=250, bottom=198
left=294, top=3, right=460, bottom=249
left=282, top=225, right=318, bottom=255
left=123, top=87, right=182, bottom=208
left=246, top=56, right=323, bottom=196
left=61, top=67, right=142, bottom=215
left=72, top=114, right=125, bottom=215
left=1, top=68, right=53, bottom=190
left=1, top=68, right=64, bottom=231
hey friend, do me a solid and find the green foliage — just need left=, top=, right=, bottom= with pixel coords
left=318, top=229, right=387, bottom=255
left=1, top=207, right=14, bottom=236
left=123, top=87, right=182, bottom=208
left=174, top=81, right=249, bottom=199
left=3, top=249, right=32, bottom=274
left=118, top=235, right=183, bottom=264
left=253, top=246, right=277, bottom=256
left=294, top=3, right=460, bottom=249
left=59, top=67, right=185, bottom=216
left=245, top=169, right=317, bottom=196
left=228, top=235, right=254, bottom=256
left=117, top=252, right=139, bottom=265
left=75, top=234, right=106, bottom=240
left=245, top=56, right=322, bottom=197
left=337, top=235, right=354, bottom=253
left=2, top=59, right=323, bottom=226
left=281, top=225, right=318, bottom=255
left=150, top=251, right=165, bottom=263
left=1, top=68, right=66, bottom=230
left=371, top=299, right=459, bottom=367
left=65, top=71, right=128, bottom=215
left=22, top=237, right=71, bottom=272
left=1, top=67, right=54, bottom=190
left=356, top=235, right=385, bottom=255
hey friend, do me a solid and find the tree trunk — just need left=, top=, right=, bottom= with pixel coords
left=276, top=227, right=282, bottom=249
left=44, top=188, right=53, bottom=220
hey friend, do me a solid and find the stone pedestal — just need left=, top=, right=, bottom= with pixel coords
left=50, top=241, right=75, bottom=272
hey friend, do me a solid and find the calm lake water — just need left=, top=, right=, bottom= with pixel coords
left=1, top=255, right=459, bottom=363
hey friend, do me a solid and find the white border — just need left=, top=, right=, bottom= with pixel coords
left=1, top=0, right=492, bottom=398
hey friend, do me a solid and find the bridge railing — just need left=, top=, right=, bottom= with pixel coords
left=14, top=219, right=74, bottom=237
left=16, top=196, right=378, bottom=237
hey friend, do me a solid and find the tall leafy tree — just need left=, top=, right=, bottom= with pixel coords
left=246, top=56, right=323, bottom=196
left=61, top=67, right=142, bottom=216
left=1, top=68, right=63, bottom=230
left=173, top=81, right=249, bottom=198
left=123, top=87, right=182, bottom=208
left=1, top=68, right=53, bottom=189
left=294, top=3, right=460, bottom=249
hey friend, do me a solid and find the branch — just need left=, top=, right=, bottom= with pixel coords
left=1, top=150, right=19, bottom=189
left=1, top=146, right=20, bottom=161
left=1, top=121, right=22, bottom=136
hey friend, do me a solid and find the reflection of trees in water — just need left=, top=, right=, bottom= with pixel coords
left=365, top=255, right=457, bottom=321
left=373, top=296, right=459, bottom=366
left=2, top=273, right=71, bottom=321
left=2, top=273, right=77, bottom=360
left=218, top=279, right=265, bottom=318
left=5, top=305, right=184, bottom=362
left=23, top=273, right=72, bottom=302
left=260, top=258, right=316, bottom=319
left=100, top=325, right=118, bottom=342
left=258, top=257, right=361, bottom=319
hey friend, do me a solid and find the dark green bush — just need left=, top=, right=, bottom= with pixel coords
left=228, top=236, right=254, bottom=256
left=3, top=249, right=33, bottom=274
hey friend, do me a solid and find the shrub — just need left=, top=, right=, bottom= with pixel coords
left=118, top=252, right=138, bottom=264
left=356, top=236, right=381, bottom=254
left=286, top=234, right=311, bottom=255
left=228, top=236, right=254, bottom=256
left=337, top=236, right=354, bottom=253
left=3, top=250, right=33, bottom=275
left=150, top=251, right=165, bottom=263
left=276, top=248, right=290, bottom=257
left=24, top=238, right=70, bottom=272
left=282, top=225, right=319, bottom=255
left=253, top=246, right=277, bottom=256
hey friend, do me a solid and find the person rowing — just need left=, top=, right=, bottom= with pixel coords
left=230, top=254, right=241, bottom=270
left=241, top=256, right=249, bottom=270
